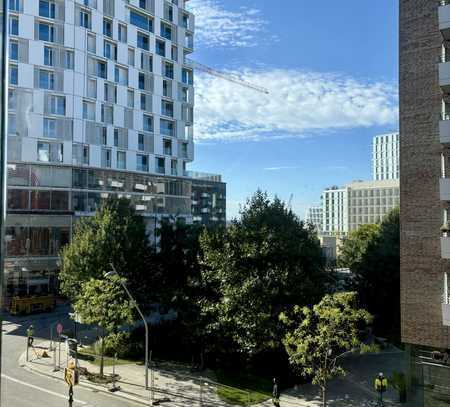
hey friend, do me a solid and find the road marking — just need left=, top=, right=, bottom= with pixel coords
left=1, top=374, right=87, bottom=405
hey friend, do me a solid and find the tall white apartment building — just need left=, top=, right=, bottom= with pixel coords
left=372, top=132, right=399, bottom=180
left=4, top=0, right=198, bottom=300
left=321, top=186, right=348, bottom=236
left=305, top=205, right=322, bottom=233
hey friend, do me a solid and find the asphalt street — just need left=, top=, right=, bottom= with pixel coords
left=0, top=308, right=144, bottom=407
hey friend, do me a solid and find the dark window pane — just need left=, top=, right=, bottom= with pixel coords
left=31, top=190, right=51, bottom=210
left=5, top=226, right=28, bottom=255
left=7, top=189, right=29, bottom=210
left=51, top=191, right=69, bottom=210
left=29, top=227, right=50, bottom=255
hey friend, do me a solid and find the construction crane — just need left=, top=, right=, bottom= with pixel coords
left=186, top=58, right=270, bottom=95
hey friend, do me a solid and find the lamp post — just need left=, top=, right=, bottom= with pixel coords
left=105, top=263, right=149, bottom=390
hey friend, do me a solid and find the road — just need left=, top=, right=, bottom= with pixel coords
left=1, top=307, right=144, bottom=407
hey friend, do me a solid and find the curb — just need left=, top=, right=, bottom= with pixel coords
left=19, top=348, right=151, bottom=406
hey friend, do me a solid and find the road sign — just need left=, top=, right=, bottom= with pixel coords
left=56, top=323, right=63, bottom=336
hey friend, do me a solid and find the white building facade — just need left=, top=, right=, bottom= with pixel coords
left=5, top=0, right=198, bottom=300
left=305, top=205, right=322, bottom=233
left=321, top=187, right=348, bottom=236
left=372, top=132, right=399, bottom=181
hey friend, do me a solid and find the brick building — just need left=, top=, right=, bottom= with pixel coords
left=400, top=1, right=450, bottom=405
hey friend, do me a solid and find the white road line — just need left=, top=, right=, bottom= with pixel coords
left=1, top=374, right=87, bottom=405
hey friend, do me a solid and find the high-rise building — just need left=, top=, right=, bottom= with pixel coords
left=372, top=132, right=399, bottom=181
left=347, top=179, right=399, bottom=232
left=321, top=186, right=348, bottom=236
left=321, top=179, right=399, bottom=236
left=4, top=0, right=201, bottom=301
left=400, top=2, right=450, bottom=404
left=189, top=171, right=226, bottom=228
left=305, top=205, right=323, bottom=233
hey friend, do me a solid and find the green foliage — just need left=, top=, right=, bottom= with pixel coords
left=348, top=208, right=400, bottom=339
left=280, top=292, right=372, bottom=407
left=338, top=224, right=381, bottom=269
left=199, top=190, right=327, bottom=357
left=59, top=198, right=150, bottom=304
left=73, top=276, right=134, bottom=333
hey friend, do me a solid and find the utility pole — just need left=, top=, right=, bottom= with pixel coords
left=0, top=0, right=9, bottom=399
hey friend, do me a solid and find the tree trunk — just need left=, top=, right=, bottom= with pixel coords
left=322, top=385, right=327, bottom=407
left=100, top=336, right=104, bottom=377
left=199, top=348, right=205, bottom=371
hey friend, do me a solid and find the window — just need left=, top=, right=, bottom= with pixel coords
left=104, top=82, right=117, bottom=103
left=160, top=119, right=175, bottom=137
left=185, top=33, right=193, bottom=49
left=39, top=22, right=55, bottom=42
left=87, top=78, right=97, bottom=98
left=39, top=0, right=55, bottom=19
left=138, top=133, right=145, bottom=150
left=181, top=86, right=188, bottom=102
left=114, top=65, right=128, bottom=85
left=103, top=18, right=112, bottom=38
left=140, top=53, right=152, bottom=71
left=138, top=72, right=145, bottom=90
left=117, top=151, right=126, bottom=169
left=128, top=48, right=135, bottom=66
left=43, top=118, right=57, bottom=138
left=182, top=13, right=189, bottom=29
left=87, top=34, right=96, bottom=53
left=156, top=157, right=165, bottom=174
left=118, top=24, right=127, bottom=42
left=83, top=100, right=95, bottom=120
left=137, top=154, right=148, bottom=172
left=127, top=89, right=134, bottom=108
left=8, top=114, right=17, bottom=135
left=163, top=80, right=172, bottom=97
left=44, top=46, right=54, bottom=66
left=63, top=50, right=74, bottom=69
left=9, top=0, right=20, bottom=12
left=101, top=104, right=113, bottom=124
left=96, top=60, right=107, bottom=78
left=161, top=100, right=173, bottom=117
left=9, top=65, right=18, bottom=85
left=163, top=139, right=172, bottom=155
left=140, top=93, right=149, bottom=111
left=180, top=142, right=188, bottom=158
left=160, top=22, right=172, bottom=41
left=82, top=145, right=89, bottom=164
left=143, top=115, right=153, bottom=132
left=156, top=40, right=165, bottom=56
left=164, top=4, right=173, bottom=21
left=102, top=127, right=107, bottom=145
left=9, top=16, right=19, bottom=36
left=9, top=41, right=18, bottom=61
left=39, top=70, right=55, bottom=90
left=130, top=11, right=153, bottom=32
left=102, top=148, right=111, bottom=168
left=171, top=159, right=177, bottom=176
left=163, top=62, right=174, bottom=79
left=171, top=45, right=178, bottom=62
left=79, top=10, right=91, bottom=29
left=182, top=68, right=193, bottom=85
left=104, top=40, right=117, bottom=60
left=37, top=141, right=63, bottom=162
left=137, top=32, right=149, bottom=51
left=48, top=95, right=65, bottom=115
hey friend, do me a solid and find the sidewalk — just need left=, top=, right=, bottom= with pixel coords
left=20, top=339, right=407, bottom=407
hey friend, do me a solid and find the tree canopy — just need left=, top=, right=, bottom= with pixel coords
left=59, top=198, right=150, bottom=304
left=280, top=292, right=372, bottom=407
left=199, top=190, right=327, bottom=357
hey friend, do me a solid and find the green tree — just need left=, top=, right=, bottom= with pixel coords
left=73, top=276, right=134, bottom=376
left=199, top=190, right=327, bottom=358
left=280, top=292, right=372, bottom=407
left=59, top=198, right=151, bottom=305
left=338, top=224, right=381, bottom=269
left=350, top=208, right=400, bottom=339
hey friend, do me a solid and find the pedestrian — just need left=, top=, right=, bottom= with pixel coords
left=27, top=324, right=34, bottom=347
left=272, top=377, right=280, bottom=407
left=374, top=372, right=388, bottom=406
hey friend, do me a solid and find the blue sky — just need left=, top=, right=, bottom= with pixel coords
left=186, top=0, right=399, bottom=219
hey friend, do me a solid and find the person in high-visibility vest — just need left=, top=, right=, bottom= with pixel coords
left=27, top=325, right=34, bottom=347
left=374, top=372, right=388, bottom=406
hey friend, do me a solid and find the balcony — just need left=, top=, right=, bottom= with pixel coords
left=440, top=178, right=450, bottom=201
left=439, top=61, right=450, bottom=92
left=440, top=2, right=450, bottom=40
left=440, top=117, right=450, bottom=144
left=441, top=236, right=450, bottom=258
left=443, top=272, right=450, bottom=326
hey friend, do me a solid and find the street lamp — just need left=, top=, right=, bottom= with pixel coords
left=105, top=263, right=150, bottom=390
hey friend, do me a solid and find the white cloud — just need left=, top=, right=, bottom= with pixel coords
left=194, top=69, right=399, bottom=142
left=264, top=166, right=301, bottom=171
left=187, top=0, right=269, bottom=48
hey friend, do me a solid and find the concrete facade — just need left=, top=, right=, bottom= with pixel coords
left=305, top=205, right=322, bottom=233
